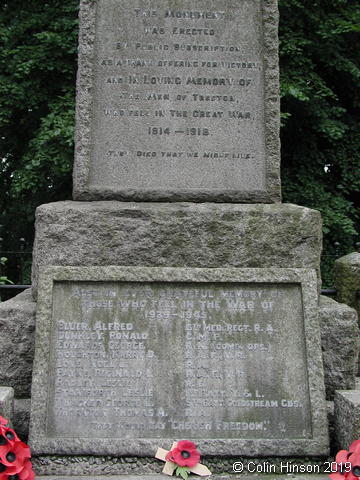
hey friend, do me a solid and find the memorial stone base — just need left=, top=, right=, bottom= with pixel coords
left=25, top=199, right=333, bottom=475
left=32, top=201, right=323, bottom=294
left=31, top=455, right=332, bottom=477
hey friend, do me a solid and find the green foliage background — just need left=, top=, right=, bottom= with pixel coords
left=0, top=0, right=359, bottom=286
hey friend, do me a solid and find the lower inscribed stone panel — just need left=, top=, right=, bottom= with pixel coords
left=29, top=266, right=328, bottom=456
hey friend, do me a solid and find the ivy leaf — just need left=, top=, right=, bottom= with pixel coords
left=175, top=466, right=190, bottom=480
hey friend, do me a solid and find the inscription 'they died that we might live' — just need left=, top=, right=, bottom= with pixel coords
left=73, top=0, right=281, bottom=202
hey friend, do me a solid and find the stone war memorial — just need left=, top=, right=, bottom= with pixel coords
left=1, top=0, right=360, bottom=478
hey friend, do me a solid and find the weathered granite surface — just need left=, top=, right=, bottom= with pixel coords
left=319, top=296, right=359, bottom=399
left=32, top=202, right=322, bottom=297
left=334, top=388, right=360, bottom=450
left=32, top=456, right=332, bottom=477
left=14, top=398, right=31, bottom=441
left=334, top=252, right=360, bottom=318
left=0, top=288, right=36, bottom=397
left=0, top=387, right=14, bottom=425
left=73, top=0, right=281, bottom=203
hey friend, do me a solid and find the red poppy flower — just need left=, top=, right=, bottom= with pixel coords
left=345, top=452, right=360, bottom=480
left=0, top=430, right=8, bottom=450
left=18, top=459, right=35, bottom=480
left=165, top=440, right=200, bottom=468
left=0, top=427, right=19, bottom=449
left=329, top=450, right=351, bottom=480
left=0, top=441, right=31, bottom=475
left=0, top=419, right=7, bottom=427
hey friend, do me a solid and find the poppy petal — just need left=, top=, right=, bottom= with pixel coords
left=165, top=451, right=174, bottom=463
left=350, top=441, right=360, bottom=454
left=18, top=459, right=35, bottom=480
left=177, top=440, right=197, bottom=451
left=336, top=450, right=350, bottom=463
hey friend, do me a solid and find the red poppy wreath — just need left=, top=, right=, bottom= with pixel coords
left=155, top=440, right=211, bottom=479
left=0, top=416, right=34, bottom=480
